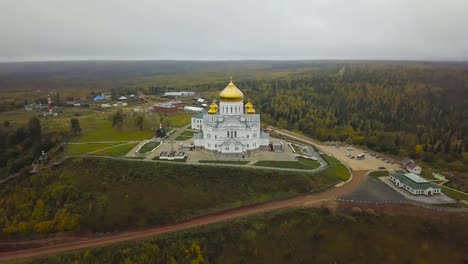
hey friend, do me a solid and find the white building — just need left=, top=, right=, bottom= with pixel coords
left=401, top=159, right=422, bottom=175
left=163, top=91, right=196, bottom=97
left=193, top=78, right=269, bottom=155
left=191, top=113, right=203, bottom=130
left=389, top=172, right=441, bottom=195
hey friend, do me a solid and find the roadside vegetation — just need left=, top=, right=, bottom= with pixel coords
left=322, top=155, right=351, bottom=181
left=0, top=157, right=340, bottom=239
left=253, top=157, right=320, bottom=170
left=369, top=170, right=389, bottom=179
left=18, top=207, right=468, bottom=264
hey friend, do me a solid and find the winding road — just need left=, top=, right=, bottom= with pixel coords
left=0, top=170, right=367, bottom=262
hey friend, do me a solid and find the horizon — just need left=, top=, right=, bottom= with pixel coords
left=1, top=58, right=468, bottom=64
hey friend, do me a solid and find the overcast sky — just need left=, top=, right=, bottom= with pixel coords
left=1, top=0, right=467, bottom=61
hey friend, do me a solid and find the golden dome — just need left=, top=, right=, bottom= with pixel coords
left=245, top=101, right=253, bottom=109
left=219, top=78, right=243, bottom=102
left=247, top=107, right=256, bottom=114
left=208, top=101, right=218, bottom=114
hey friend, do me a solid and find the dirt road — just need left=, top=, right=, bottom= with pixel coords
left=0, top=171, right=367, bottom=262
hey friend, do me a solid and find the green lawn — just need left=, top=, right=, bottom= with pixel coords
left=180, top=130, right=195, bottom=137
left=71, top=115, right=154, bottom=143
left=297, top=157, right=321, bottom=168
left=441, top=185, right=468, bottom=201
left=67, top=143, right=121, bottom=155
left=91, top=143, right=138, bottom=157
left=253, top=157, right=320, bottom=170
left=322, top=155, right=351, bottom=181
left=175, top=130, right=195, bottom=141
left=138, top=141, right=161, bottom=154
left=198, top=160, right=250, bottom=165
left=166, top=113, right=191, bottom=127
left=175, top=135, right=193, bottom=141
left=368, top=170, right=389, bottom=179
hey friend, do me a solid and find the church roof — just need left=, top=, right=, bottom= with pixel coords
left=219, top=78, right=243, bottom=102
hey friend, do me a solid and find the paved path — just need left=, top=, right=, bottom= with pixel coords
left=0, top=170, right=368, bottom=262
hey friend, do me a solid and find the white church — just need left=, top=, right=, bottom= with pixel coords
left=192, top=78, right=269, bottom=155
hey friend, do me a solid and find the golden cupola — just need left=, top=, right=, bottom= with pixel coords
left=219, top=77, right=243, bottom=102
left=208, top=101, right=218, bottom=114
left=247, top=106, right=256, bottom=114
left=245, top=101, right=256, bottom=114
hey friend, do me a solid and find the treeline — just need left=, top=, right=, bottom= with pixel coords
left=0, top=117, right=64, bottom=177
left=240, top=64, right=467, bottom=171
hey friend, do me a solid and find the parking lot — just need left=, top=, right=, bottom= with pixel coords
left=315, top=144, right=401, bottom=171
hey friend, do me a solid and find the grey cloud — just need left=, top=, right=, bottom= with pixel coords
left=0, top=0, right=467, bottom=61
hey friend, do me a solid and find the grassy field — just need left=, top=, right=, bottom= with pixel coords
left=22, top=207, right=468, bottom=264
left=67, top=143, right=121, bottom=155
left=175, top=130, right=195, bottom=141
left=75, top=116, right=154, bottom=142
left=0, top=157, right=341, bottom=239
left=253, top=157, right=320, bottom=170
left=322, top=155, right=351, bottom=181
left=91, top=143, right=138, bottom=157
left=440, top=185, right=468, bottom=201
left=166, top=113, right=191, bottom=128
left=369, top=170, right=389, bottom=179
left=198, top=160, right=250, bottom=165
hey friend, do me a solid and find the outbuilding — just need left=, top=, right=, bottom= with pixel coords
left=389, top=172, right=441, bottom=195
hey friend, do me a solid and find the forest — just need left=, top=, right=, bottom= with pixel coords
left=16, top=207, right=468, bottom=264
left=145, top=62, right=468, bottom=172
left=0, top=61, right=467, bottom=173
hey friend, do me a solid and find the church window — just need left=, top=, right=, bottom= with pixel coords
left=227, top=131, right=229, bottom=137
left=215, top=144, right=217, bottom=148
left=215, top=135, right=217, bottom=139
left=235, top=147, right=239, bottom=151
left=247, top=135, right=249, bottom=139
left=234, top=131, right=237, bottom=137
left=225, top=147, right=229, bottom=151
left=230, top=107, right=233, bottom=113
left=247, top=144, right=249, bottom=148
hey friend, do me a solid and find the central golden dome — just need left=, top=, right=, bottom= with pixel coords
left=219, top=78, right=243, bottom=102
